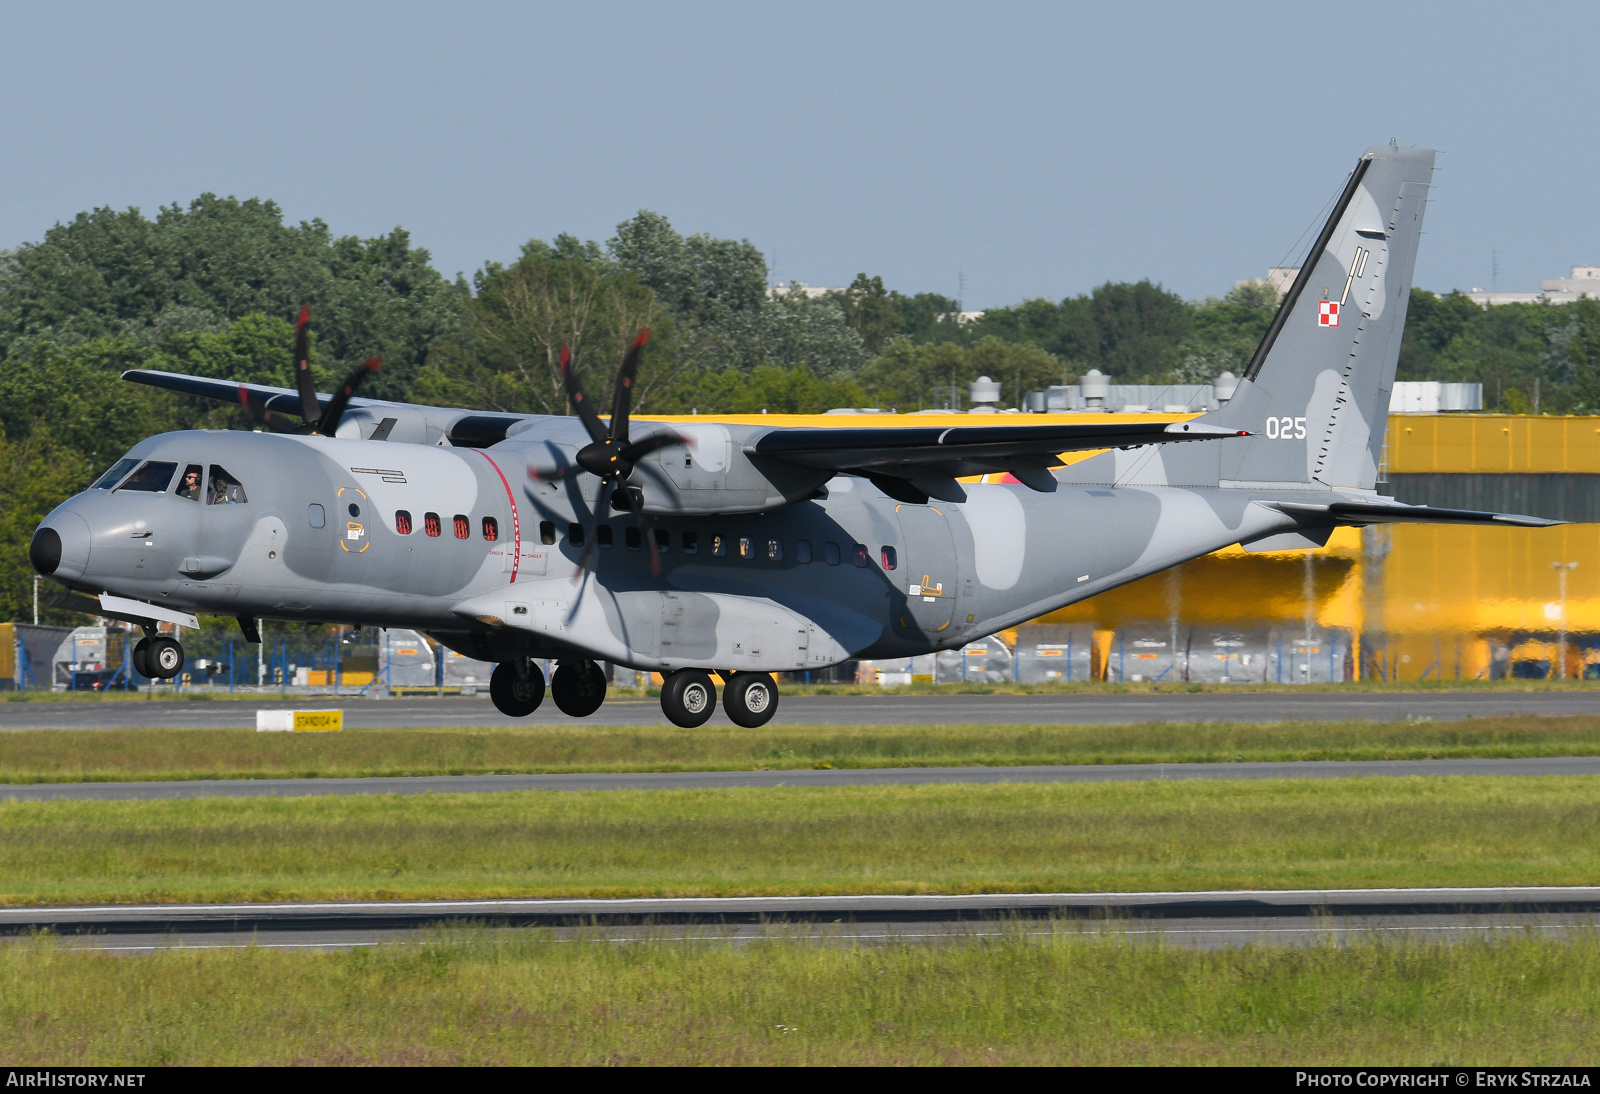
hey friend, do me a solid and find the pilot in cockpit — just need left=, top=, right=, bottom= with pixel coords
left=176, top=466, right=203, bottom=501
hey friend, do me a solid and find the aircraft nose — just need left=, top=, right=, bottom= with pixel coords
left=31, top=511, right=92, bottom=581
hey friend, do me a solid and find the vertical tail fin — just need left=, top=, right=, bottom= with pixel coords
left=1200, top=144, right=1435, bottom=489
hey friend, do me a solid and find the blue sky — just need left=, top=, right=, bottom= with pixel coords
left=2, top=1, right=1594, bottom=307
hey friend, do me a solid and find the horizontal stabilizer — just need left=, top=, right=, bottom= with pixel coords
left=1275, top=500, right=1564, bottom=529
left=750, top=421, right=1248, bottom=482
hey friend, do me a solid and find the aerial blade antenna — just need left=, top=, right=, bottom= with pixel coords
left=291, top=306, right=320, bottom=424
left=316, top=357, right=381, bottom=435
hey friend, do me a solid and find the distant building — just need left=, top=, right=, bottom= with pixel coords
left=1465, top=266, right=1600, bottom=306
left=1233, top=267, right=1299, bottom=298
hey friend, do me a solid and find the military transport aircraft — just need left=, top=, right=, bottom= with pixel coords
left=29, top=143, right=1560, bottom=727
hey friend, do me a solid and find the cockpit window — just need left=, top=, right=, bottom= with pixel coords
left=207, top=466, right=247, bottom=505
left=177, top=465, right=203, bottom=501
left=92, top=458, right=141, bottom=490
left=116, top=461, right=178, bottom=493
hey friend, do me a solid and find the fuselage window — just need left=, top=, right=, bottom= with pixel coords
left=653, top=528, right=669, bottom=553
left=738, top=537, right=754, bottom=560
left=796, top=539, right=812, bottom=564
left=823, top=541, right=841, bottom=566
left=711, top=534, right=727, bottom=557
left=207, top=467, right=247, bottom=504
left=309, top=504, right=327, bottom=529
left=540, top=520, right=556, bottom=545
left=453, top=514, right=470, bottom=540
left=598, top=524, right=613, bottom=548
left=625, top=527, right=641, bottom=551
left=880, top=546, right=898, bottom=570
left=394, top=510, right=412, bottom=535
left=766, top=538, right=783, bottom=561
left=424, top=512, right=442, bottom=537
left=682, top=530, right=699, bottom=554
left=568, top=522, right=584, bottom=546
left=116, top=461, right=177, bottom=493
left=482, top=517, right=499, bottom=541
left=852, top=544, right=869, bottom=568
left=176, top=465, right=203, bottom=501
left=92, top=458, right=140, bottom=490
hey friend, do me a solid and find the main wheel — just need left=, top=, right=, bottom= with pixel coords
left=490, top=659, right=545, bottom=717
left=131, top=637, right=152, bottom=678
left=660, top=669, right=716, bottom=728
left=722, top=671, right=778, bottom=728
left=551, top=659, right=607, bottom=718
left=146, top=636, right=184, bottom=680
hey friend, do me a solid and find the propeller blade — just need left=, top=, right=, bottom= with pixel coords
left=608, top=328, right=650, bottom=443
left=635, top=504, right=663, bottom=579
left=561, top=345, right=608, bottom=445
left=619, top=429, right=685, bottom=464
left=238, top=386, right=302, bottom=434
left=291, top=306, right=320, bottom=424
left=564, top=474, right=613, bottom=626
left=316, top=357, right=381, bottom=435
left=526, top=463, right=579, bottom=483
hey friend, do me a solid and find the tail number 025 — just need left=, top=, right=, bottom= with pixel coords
left=1265, top=416, right=1306, bottom=440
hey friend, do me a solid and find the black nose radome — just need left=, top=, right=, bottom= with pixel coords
left=29, top=526, right=61, bottom=576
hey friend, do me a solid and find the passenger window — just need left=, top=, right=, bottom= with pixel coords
left=766, top=539, right=783, bottom=561
left=540, top=520, right=556, bottom=545
left=207, top=466, right=247, bottom=505
left=482, top=517, right=499, bottom=541
left=852, top=544, right=869, bottom=568
left=712, top=534, right=727, bottom=557
left=453, top=514, right=470, bottom=540
left=309, top=504, right=326, bottom=529
left=568, top=522, right=584, bottom=546
left=176, top=465, right=203, bottom=501
left=881, top=546, right=898, bottom=570
left=824, top=541, right=841, bottom=566
left=394, top=510, right=411, bottom=534
left=92, top=458, right=141, bottom=490
left=738, top=537, right=754, bottom=559
left=653, top=528, right=670, bottom=553
left=424, top=513, right=442, bottom=537
left=116, top=461, right=177, bottom=493
left=682, top=531, right=699, bottom=554
left=598, top=525, right=613, bottom=548
left=625, top=527, right=641, bottom=550
left=796, top=539, right=812, bottom=564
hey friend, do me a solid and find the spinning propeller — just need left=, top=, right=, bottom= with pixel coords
left=527, top=330, right=683, bottom=598
left=238, top=306, right=382, bottom=435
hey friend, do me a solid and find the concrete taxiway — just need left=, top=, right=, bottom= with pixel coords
left=6, top=754, right=1600, bottom=802
left=7, top=888, right=1598, bottom=952
left=0, top=689, right=1594, bottom=731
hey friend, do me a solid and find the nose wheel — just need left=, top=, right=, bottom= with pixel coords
left=722, top=671, right=779, bottom=728
left=135, top=636, right=185, bottom=680
left=660, top=669, right=716, bottom=728
left=551, top=659, right=608, bottom=718
left=489, top=659, right=546, bottom=717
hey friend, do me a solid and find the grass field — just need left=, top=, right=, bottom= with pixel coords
left=4, top=929, right=1597, bottom=1064
left=4, top=776, right=1600, bottom=905
left=5, top=715, right=1600, bottom=783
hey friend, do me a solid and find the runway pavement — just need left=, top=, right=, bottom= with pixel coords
left=6, top=754, right=1600, bottom=801
left=8, top=887, right=1599, bottom=951
left=0, top=688, right=1594, bottom=730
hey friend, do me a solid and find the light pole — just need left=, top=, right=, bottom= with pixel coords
left=1551, top=561, right=1578, bottom=680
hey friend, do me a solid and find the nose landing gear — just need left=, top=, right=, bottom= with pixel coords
left=489, top=658, right=546, bottom=717
left=551, top=659, right=608, bottom=718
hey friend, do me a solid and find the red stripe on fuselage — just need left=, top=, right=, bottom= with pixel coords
left=477, top=451, right=520, bottom=583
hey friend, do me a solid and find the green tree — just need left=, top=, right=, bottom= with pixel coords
left=655, top=364, right=866, bottom=414
left=833, top=274, right=902, bottom=354
left=1566, top=297, right=1600, bottom=409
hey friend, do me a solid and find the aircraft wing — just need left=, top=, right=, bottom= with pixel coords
left=1275, top=499, right=1565, bottom=528
left=122, top=369, right=382, bottom=415
left=751, top=420, right=1246, bottom=479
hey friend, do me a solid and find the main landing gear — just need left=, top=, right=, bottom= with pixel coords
left=659, top=670, right=779, bottom=729
left=132, top=634, right=185, bottom=680
left=489, top=658, right=609, bottom=719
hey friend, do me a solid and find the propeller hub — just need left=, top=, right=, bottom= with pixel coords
left=577, top=439, right=628, bottom=478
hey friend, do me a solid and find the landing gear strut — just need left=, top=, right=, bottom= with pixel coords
left=722, top=671, right=779, bottom=728
left=660, top=669, right=716, bottom=728
left=490, top=659, right=546, bottom=717
left=551, top=659, right=607, bottom=718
